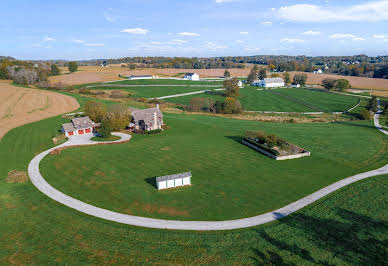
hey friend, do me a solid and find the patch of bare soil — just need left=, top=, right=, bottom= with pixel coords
left=6, top=170, right=28, bottom=183
left=0, top=81, right=79, bottom=139
left=128, top=201, right=190, bottom=217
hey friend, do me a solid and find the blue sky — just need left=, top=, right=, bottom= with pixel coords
left=1, top=0, right=388, bottom=60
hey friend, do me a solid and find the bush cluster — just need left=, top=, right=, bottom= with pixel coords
left=245, top=130, right=287, bottom=148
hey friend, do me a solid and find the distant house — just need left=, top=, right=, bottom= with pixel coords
left=61, top=116, right=97, bottom=137
left=313, top=69, right=323, bottom=74
left=183, top=73, right=200, bottom=81
left=252, top=78, right=285, bottom=88
left=237, top=80, right=243, bottom=87
left=100, top=61, right=108, bottom=67
left=127, top=75, right=156, bottom=80
left=290, top=83, right=300, bottom=88
left=156, top=172, right=192, bottom=190
left=129, top=105, right=164, bottom=131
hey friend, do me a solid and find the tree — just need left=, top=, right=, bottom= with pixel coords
left=223, top=77, right=240, bottom=97
left=224, top=69, right=231, bottom=79
left=50, top=64, right=61, bottom=76
left=129, top=64, right=136, bottom=71
left=270, top=73, right=280, bottom=78
left=188, top=97, right=206, bottom=112
left=223, top=97, right=243, bottom=114
left=283, top=72, right=291, bottom=85
left=268, top=64, right=276, bottom=71
left=334, top=79, right=351, bottom=91
left=322, top=78, right=336, bottom=90
left=293, top=74, right=307, bottom=86
left=99, top=119, right=112, bottom=138
left=105, top=104, right=131, bottom=130
left=68, top=61, right=78, bottom=72
left=84, top=101, right=107, bottom=123
left=247, top=65, right=258, bottom=83
left=360, top=109, right=373, bottom=120
left=258, top=68, right=267, bottom=80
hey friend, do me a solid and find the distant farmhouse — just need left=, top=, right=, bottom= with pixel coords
left=237, top=80, right=243, bottom=87
left=183, top=73, right=200, bottom=81
left=127, top=75, right=157, bottom=80
left=313, top=69, right=323, bottom=74
left=129, top=105, right=164, bottom=131
left=252, top=78, right=285, bottom=88
left=100, top=61, right=109, bottom=67
left=156, top=172, right=192, bottom=190
left=62, top=116, right=98, bottom=137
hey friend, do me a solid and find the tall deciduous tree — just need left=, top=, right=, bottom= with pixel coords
left=223, top=77, right=240, bottom=97
left=322, top=78, right=336, bottom=90
left=258, top=68, right=267, bottom=80
left=224, top=69, right=231, bottom=79
left=105, top=104, right=131, bottom=130
left=50, top=64, right=61, bottom=76
left=293, top=74, right=308, bottom=86
left=84, top=101, right=107, bottom=122
left=247, top=65, right=258, bottom=83
left=283, top=72, right=291, bottom=84
left=68, top=61, right=78, bottom=73
left=334, top=79, right=351, bottom=91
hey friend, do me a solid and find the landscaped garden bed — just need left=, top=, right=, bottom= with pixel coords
left=242, top=130, right=310, bottom=160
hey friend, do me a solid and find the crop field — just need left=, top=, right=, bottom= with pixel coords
left=0, top=91, right=387, bottom=263
left=166, top=87, right=360, bottom=112
left=0, top=81, right=79, bottom=139
left=40, top=112, right=388, bottom=221
left=110, top=79, right=223, bottom=85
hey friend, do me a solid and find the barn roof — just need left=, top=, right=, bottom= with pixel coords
left=184, top=73, right=197, bottom=76
left=128, top=75, right=153, bottom=78
left=263, top=78, right=284, bottom=84
left=156, top=172, right=192, bottom=182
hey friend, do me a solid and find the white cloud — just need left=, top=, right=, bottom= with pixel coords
left=374, top=34, right=387, bottom=39
left=302, top=30, right=321, bottom=36
left=121, top=28, right=149, bottom=35
left=204, top=41, right=227, bottom=49
left=329, top=34, right=365, bottom=41
left=178, top=32, right=200, bottom=36
left=261, top=21, right=273, bottom=25
left=276, top=1, right=388, bottom=22
left=72, top=38, right=85, bottom=44
left=43, top=37, right=55, bottom=42
left=281, top=38, right=305, bottom=43
left=168, top=39, right=187, bottom=45
left=84, top=43, right=104, bottom=46
left=240, top=31, right=249, bottom=35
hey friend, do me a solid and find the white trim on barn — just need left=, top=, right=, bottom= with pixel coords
left=156, top=172, right=192, bottom=190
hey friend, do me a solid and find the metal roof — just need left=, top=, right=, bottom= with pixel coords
left=156, top=172, right=191, bottom=182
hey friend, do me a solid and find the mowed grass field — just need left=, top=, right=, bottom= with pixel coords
left=40, top=112, right=388, bottom=220
left=111, top=79, right=223, bottom=85
left=166, top=87, right=360, bottom=112
left=0, top=112, right=387, bottom=264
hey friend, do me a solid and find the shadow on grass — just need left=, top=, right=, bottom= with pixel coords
left=225, top=136, right=244, bottom=144
left=204, top=90, right=225, bottom=96
left=250, top=208, right=388, bottom=265
left=144, top=177, right=157, bottom=189
left=333, top=121, right=376, bottom=130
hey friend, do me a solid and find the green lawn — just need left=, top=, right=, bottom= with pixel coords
left=166, top=87, right=359, bottom=113
left=90, top=135, right=121, bottom=141
left=40, top=113, right=388, bottom=221
left=87, top=85, right=214, bottom=98
left=110, top=79, right=223, bottom=85
left=0, top=94, right=387, bottom=263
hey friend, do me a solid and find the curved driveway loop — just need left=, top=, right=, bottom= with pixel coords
left=29, top=106, right=388, bottom=231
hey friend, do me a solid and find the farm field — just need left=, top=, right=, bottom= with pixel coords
left=0, top=81, right=79, bottom=139
left=0, top=92, right=387, bottom=263
left=88, top=85, right=215, bottom=99
left=40, top=112, right=388, bottom=221
left=166, top=87, right=360, bottom=113
left=110, top=79, right=223, bottom=85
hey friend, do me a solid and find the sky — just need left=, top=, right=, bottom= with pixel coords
left=1, top=0, right=388, bottom=60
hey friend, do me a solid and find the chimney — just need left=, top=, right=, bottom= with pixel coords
left=153, top=112, right=157, bottom=128
left=156, top=104, right=159, bottom=109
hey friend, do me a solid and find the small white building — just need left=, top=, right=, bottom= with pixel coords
left=183, top=73, right=200, bottom=81
left=313, top=69, right=323, bottom=74
left=290, top=83, right=301, bottom=88
left=237, top=80, right=243, bottom=87
left=61, top=116, right=97, bottom=137
left=252, top=78, right=285, bottom=88
left=127, top=75, right=156, bottom=80
left=156, top=172, right=192, bottom=190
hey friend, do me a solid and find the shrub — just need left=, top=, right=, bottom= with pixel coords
left=98, top=119, right=112, bottom=138
left=68, top=61, right=78, bottom=72
left=50, top=64, right=61, bottom=76
left=360, top=109, right=373, bottom=120
left=79, top=88, right=92, bottom=94
left=266, top=134, right=278, bottom=148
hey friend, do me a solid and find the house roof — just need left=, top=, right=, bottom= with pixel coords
left=156, top=172, right=192, bottom=182
left=263, top=78, right=284, bottom=84
left=71, top=116, right=96, bottom=130
left=131, top=108, right=163, bottom=126
left=62, top=123, right=75, bottom=132
left=184, top=73, right=197, bottom=76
